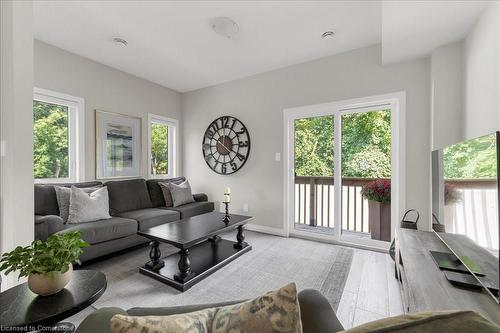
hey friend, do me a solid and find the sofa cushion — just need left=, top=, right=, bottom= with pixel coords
left=165, top=201, right=214, bottom=219
left=117, top=208, right=180, bottom=231
left=146, top=177, right=185, bottom=207
left=34, top=181, right=102, bottom=216
left=106, top=179, right=152, bottom=215
left=343, top=310, right=500, bottom=333
left=59, top=217, right=137, bottom=245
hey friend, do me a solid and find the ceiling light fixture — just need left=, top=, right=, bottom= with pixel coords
left=211, top=17, right=239, bottom=39
left=321, top=31, right=335, bottom=39
left=112, top=37, right=128, bottom=47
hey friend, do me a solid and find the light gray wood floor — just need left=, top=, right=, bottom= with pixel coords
left=336, top=247, right=403, bottom=328
left=66, top=232, right=403, bottom=330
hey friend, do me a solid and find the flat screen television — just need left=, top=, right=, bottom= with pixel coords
left=432, top=131, right=499, bottom=303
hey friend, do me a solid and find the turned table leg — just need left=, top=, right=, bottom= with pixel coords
left=234, top=225, right=248, bottom=250
left=145, top=241, right=165, bottom=270
left=174, top=249, right=194, bottom=282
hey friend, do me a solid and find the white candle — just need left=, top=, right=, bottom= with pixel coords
left=223, top=194, right=231, bottom=203
left=225, top=187, right=231, bottom=194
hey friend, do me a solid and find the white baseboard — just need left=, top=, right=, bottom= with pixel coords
left=243, top=224, right=388, bottom=253
left=244, top=223, right=288, bottom=237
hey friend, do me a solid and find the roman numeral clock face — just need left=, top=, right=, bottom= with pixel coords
left=202, top=116, right=250, bottom=175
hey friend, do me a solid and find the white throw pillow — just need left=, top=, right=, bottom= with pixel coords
left=55, top=186, right=102, bottom=223
left=67, top=186, right=112, bottom=224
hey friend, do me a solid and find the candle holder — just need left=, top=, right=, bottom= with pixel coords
left=222, top=201, right=231, bottom=224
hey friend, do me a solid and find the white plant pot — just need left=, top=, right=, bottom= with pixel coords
left=27, top=264, right=73, bottom=296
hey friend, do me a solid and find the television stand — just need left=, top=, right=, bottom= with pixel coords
left=395, top=228, right=499, bottom=325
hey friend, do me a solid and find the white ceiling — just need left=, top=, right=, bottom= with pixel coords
left=33, top=1, right=381, bottom=92
left=33, top=1, right=489, bottom=93
left=382, top=0, right=489, bottom=64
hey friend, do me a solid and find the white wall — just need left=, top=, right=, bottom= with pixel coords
left=182, top=44, right=431, bottom=231
left=34, top=40, right=183, bottom=181
left=464, top=2, right=500, bottom=139
left=431, top=42, right=464, bottom=150
left=0, top=0, right=34, bottom=291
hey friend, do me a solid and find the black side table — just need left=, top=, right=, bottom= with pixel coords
left=0, top=270, right=106, bottom=332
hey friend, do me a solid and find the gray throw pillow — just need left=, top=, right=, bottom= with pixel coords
left=55, top=185, right=102, bottom=223
left=167, top=180, right=195, bottom=207
left=158, top=182, right=174, bottom=207
left=67, top=186, right=112, bottom=224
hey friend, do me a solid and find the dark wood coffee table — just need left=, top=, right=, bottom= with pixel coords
left=0, top=270, right=106, bottom=332
left=138, top=211, right=253, bottom=291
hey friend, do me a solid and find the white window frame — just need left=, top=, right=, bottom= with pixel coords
left=147, top=113, right=178, bottom=179
left=33, top=88, right=85, bottom=183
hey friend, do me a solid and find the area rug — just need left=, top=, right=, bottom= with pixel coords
left=84, top=230, right=353, bottom=313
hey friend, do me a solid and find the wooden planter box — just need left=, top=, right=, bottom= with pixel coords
left=368, top=200, right=391, bottom=242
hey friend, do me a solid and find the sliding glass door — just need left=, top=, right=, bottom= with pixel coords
left=286, top=95, right=401, bottom=248
left=340, top=109, right=392, bottom=241
left=293, top=115, right=335, bottom=234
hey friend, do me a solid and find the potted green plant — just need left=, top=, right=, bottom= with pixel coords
left=361, top=179, right=391, bottom=242
left=0, top=231, right=88, bottom=296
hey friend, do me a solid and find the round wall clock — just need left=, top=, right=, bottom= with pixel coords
left=202, top=116, right=250, bottom=175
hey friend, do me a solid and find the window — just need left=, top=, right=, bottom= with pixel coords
left=148, top=114, right=178, bottom=178
left=33, top=88, right=84, bottom=183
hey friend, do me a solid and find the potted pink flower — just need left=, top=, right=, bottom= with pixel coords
left=361, top=179, right=391, bottom=242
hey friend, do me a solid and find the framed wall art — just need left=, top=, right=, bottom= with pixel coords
left=95, top=110, right=141, bottom=179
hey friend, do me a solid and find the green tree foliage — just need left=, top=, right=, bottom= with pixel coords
left=33, top=101, right=69, bottom=179
left=443, top=134, right=496, bottom=179
left=294, top=116, right=334, bottom=176
left=294, top=110, right=391, bottom=178
left=151, top=123, right=168, bottom=175
left=345, top=147, right=391, bottom=178
left=341, top=111, right=391, bottom=177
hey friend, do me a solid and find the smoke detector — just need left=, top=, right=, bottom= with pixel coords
left=211, top=17, right=239, bottom=39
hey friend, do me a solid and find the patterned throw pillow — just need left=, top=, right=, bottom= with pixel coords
left=110, top=283, right=302, bottom=333
left=111, top=308, right=217, bottom=333
left=212, top=282, right=303, bottom=333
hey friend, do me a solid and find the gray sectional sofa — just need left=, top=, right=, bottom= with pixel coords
left=34, top=177, right=214, bottom=262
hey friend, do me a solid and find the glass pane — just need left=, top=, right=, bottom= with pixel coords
left=294, top=115, right=334, bottom=234
left=33, top=100, right=69, bottom=179
left=441, top=133, right=498, bottom=250
left=341, top=110, right=391, bottom=241
left=151, top=123, right=169, bottom=175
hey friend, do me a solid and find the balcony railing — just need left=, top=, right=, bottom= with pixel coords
left=294, top=176, right=389, bottom=233
left=294, top=176, right=498, bottom=250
